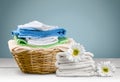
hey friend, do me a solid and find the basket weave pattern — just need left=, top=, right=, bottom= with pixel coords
left=11, top=47, right=62, bottom=74
left=8, top=39, right=74, bottom=74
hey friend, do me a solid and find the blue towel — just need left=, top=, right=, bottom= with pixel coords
left=12, top=27, right=66, bottom=38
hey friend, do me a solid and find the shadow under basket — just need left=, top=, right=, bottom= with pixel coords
left=8, top=40, right=68, bottom=74
left=11, top=47, right=63, bottom=74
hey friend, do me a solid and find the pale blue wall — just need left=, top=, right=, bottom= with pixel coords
left=0, top=0, right=120, bottom=58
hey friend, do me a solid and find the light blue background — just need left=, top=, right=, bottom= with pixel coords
left=0, top=0, right=120, bottom=58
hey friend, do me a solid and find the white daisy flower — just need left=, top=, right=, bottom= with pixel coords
left=65, top=43, right=85, bottom=62
left=97, top=61, right=116, bottom=77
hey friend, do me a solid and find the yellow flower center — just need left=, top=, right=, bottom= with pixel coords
left=72, top=48, right=80, bottom=56
left=102, top=67, right=109, bottom=73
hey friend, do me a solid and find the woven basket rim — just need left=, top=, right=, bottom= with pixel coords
left=8, top=39, right=74, bottom=51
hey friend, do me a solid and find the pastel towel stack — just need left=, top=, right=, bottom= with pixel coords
left=12, top=21, right=66, bottom=46
left=55, top=52, right=96, bottom=76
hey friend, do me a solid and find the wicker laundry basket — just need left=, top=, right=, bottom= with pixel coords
left=8, top=40, right=72, bottom=74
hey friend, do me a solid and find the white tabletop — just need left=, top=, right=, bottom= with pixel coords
left=0, top=58, right=120, bottom=82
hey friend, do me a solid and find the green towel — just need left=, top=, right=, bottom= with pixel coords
left=16, top=39, right=27, bottom=45
left=14, top=36, right=27, bottom=45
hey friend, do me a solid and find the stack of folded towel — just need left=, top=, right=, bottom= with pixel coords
left=12, top=21, right=67, bottom=47
left=56, top=49, right=96, bottom=76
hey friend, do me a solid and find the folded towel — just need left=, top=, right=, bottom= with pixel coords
left=56, top=59, right=94, bottom=64
left=12, top=27, right=66, bottom=38
left=56, top=63, right=95, bottom=69
left=26, top=36, right=58, bottom=46
left=58, top=66, right=95, bottom=72
left=57, top=69, right=95, bottom=74
left=56, top=69, right=95, bottom=77
left=55, top=43, right=96, bottom=77
left=56, top=52, right=94, bottom=60
left=13, top=36, right=27, bottom=45
left=56, top=60, right=95, bottom=67
left=56, top=54, right=93, bottom=62
left=16, top=38, right=27, bottom=45
left=8, top=39, right=73, bottom=52
left=14, top=36, right=70, bottom=48
left=18, top=21, right=59, bottom=31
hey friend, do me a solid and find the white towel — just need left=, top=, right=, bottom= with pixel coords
left=58, top=66, right=95, bottom=72
left=56, top=56, right=94, bottom=63
left=56, top=52, right=94, bottom=58
left=18, top=21, right=58, bottom=31
left=56, top=58, right=94, bottom=64
left=56, top=60, right=95, bottom=67
left=56, top=70, right=95, bottom=77
left=55, top=48, right=96, bottom=77
left=57, top=69, right=95, bottom=74
left=56, top=51, right=95, bottom=69
left=56, top=52, right=94, bottom=62
left=26, top=36, right=58, bottom=45
left=56, top=62, right=95, bottom=70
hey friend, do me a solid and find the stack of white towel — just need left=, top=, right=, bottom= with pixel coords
left=55, top=52, right=96, bottom=76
